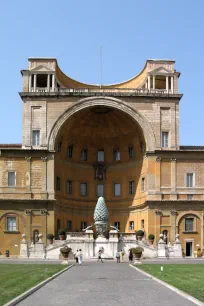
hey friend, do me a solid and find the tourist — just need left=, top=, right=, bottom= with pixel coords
left=120, top=249, right=124, bottom=263
left=78, top=249, right=83, bottom=265
left=97, top=250, right=103, bottom=263
left=129, top=249, right=133, bottom=262
left=74, top=250, right=79, bottom=263
left=116, top=251, right=120, bottom=263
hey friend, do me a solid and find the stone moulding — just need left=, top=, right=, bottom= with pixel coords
left=47, top=96, right=156, bottom=152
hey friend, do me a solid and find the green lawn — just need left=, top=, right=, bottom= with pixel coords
left=137, top=264, right=204, bottom=302
left=0, top=264, right=67, bottom=306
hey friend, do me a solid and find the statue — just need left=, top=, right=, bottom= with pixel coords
left=94, top=197, right=109, bottom=237
left=110, top=225, right=119, bottom=232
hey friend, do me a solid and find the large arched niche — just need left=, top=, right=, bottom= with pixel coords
left=47, top=97, right=156, bottom=151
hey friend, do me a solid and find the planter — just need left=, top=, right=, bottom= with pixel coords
left=149, top=240, right=154, bottom=245
left=59, top=235, right=66, bottom=241
left=48, top=239, right=54, bottom=245
left=137, top=236, right=142, bottom=241
left=61, top=252, right=69, bottom=259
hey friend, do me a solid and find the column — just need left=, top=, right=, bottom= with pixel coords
left=34, top=74, right=37, bottom=92
left=28, top=74, right=32, bottom=92
left=47, top=74, right=50, bottom=92
left=52, top=74, right=55, bottom=92
left=171, top=76, right=174, bottom=94
left=25, top=156, right=31, bottom=193
left=155, top=158, right=161, bottom=192
left=153, top=75, right=155, bottom=90
left=47, top=153, right=55, bottom=199
left=201, top=212, right=204, bottom=252
left=145, top=81, right=147, bottom=89
left=166, top=76, right=169, bottom=93
left=170, top=210, right=177, bottom=243
left=171, top=158, right=176, bottom=193
left=41, top=156, right=48, bottom=199
left=148, top=75, right=151, bottom=91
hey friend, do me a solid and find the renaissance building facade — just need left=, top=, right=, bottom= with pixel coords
left=0, top=58, right=204, bottom=257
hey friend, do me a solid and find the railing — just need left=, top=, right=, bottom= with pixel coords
left=28, top=87, right=174, bottom=95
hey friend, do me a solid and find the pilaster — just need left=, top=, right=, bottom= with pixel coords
left=25, top=157, right=31, bottom=192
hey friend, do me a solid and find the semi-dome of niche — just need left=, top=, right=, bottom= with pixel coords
left=56, top=106, right=145, bottom=146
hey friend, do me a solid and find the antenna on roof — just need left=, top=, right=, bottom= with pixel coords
left=100, top=45, right=102, bottom=88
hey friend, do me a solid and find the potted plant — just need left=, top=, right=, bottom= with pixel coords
left=197, top=248, right=203, bottom=258
left=136, top=230, right=144, bottom=241
left=148, top=234, right=155, bottom=245
left=130, top=247, right=144, bottom=262
left=58, top=229, right=66, bottom=240
left=47, top=233, right=54, bottom=245
left=60, top=246, right=72, bottom=259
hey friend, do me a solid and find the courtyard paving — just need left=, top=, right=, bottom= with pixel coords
left=17, top=261, right=197, bottom=306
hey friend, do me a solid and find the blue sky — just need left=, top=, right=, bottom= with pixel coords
left=0, top=0, right=203, bottom=145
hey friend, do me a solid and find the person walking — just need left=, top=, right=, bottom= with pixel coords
left=97, top=249, right=103, bottom=263
left=120, top=249, right=124, bottom=263
left=116, top=251, right=120, bottom=263
left=74, top=250, right=79, bottom=263
left=129, top=249, right=133, bottom=262
left=78, top=249, right=83, bottom=265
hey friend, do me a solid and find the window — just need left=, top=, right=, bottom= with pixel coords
left=128, top=146, right=134, bottom=158
left=129, top=181, right=134, bottom=195
left=186, top=173, right=194, bottom=187
left=32, top=130, right=40, bottom=146
left=67, top=220, right=72, bottom=231
left=141, top=219, right=144, bottom=229
left=129, top=221, right=134, bottom=230
left=66, top=180, right=72, bottom=194
left=81, top=221, right=87, bottom=231
left=57, top=142, right=62, bottom=152
left=185, top=218, right=194, bottom=232
left=67, top=145, right=73, bottom=158
left=141, top=177, right=145, bottom=192
left=7, top=217, right=17, bottom=231
left=97, top=184, right=104, bottom=197
left=81, top=149, right=87, bottom=161
left=114, top=222, right=120, bottom=231
left=57, top=219, right=60, bottom=231
left=187, top=194, right=193, bottom=200
left=114, top=183, right=121, bottom=196
left=98, top=150, right=104, bottom=162
left=8, top=172, right=16, bottom=187
left=36, top=74, right=47, bottom=88
left=80, top=183, right=87, bottom=196
left=161, top=131, right=169, bottom=147
left=113, top=149, right=120, bottom=161
left=56, top=176, right=61, bottom=191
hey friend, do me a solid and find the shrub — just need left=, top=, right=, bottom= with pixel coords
left=136, top=230, right=144, bottom=237
left=47, top=233, right=54, bottom=240
left=148, top=234, right=155, bottom=240
left=58, top=229, right=66, bottom=236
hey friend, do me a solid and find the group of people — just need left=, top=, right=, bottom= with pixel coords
left=74, top=249, right=83, bottom=265
left=116, top=249, right=133, bottom=263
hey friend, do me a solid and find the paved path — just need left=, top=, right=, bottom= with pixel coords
left=18, top=262, right=197, bottom=306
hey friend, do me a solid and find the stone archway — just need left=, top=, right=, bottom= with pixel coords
left=47, top=96, right=156, bottom=152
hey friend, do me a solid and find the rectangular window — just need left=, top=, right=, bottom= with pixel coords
left=67, top=220, right=72, bottom=231
left=141, top=177, right=145, bottom=192
left=185, top=218, right=194, bottom=232
left=81, top=221, right=87, bottom=231
left=129, top=221, right=134, bottom=230
left=57, top=142, right=62, bottom=152
left=187, top=194, right=193, bottom=200
left=56, top=176, right=61, bottom=191
left=186, top=173, right=194, bottom=187
left=97, top=184, right=104, bottom=197
left=32, top=130, right=40, bottom=146
left=8, top=172, right=16, bottom=187
left=128, top=146, right=134, bottom=158
left=80, top=183, right=87, bottom=196
left=114, top=222, right=120, bottom=231
left=66, top=180, right=72, bottom=194
left=161, top=131, right=169, bottom=147
left=114, top=183, right=121, bottom=196
left=129, top=181, right=134, bottom=195
left=67, top=145, right=73, bottom=158
left=113, top=149, right=120, bottom=161
left=98, top=150, right=104, bottom=162
left=81, top=149, right=87, bottom=161
left=7, top=217, right=17, bottom=231
left=141, top=219, right=144, bottom=229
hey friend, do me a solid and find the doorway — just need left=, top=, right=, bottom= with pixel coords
left=186, top=241, right=193, bottom=257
